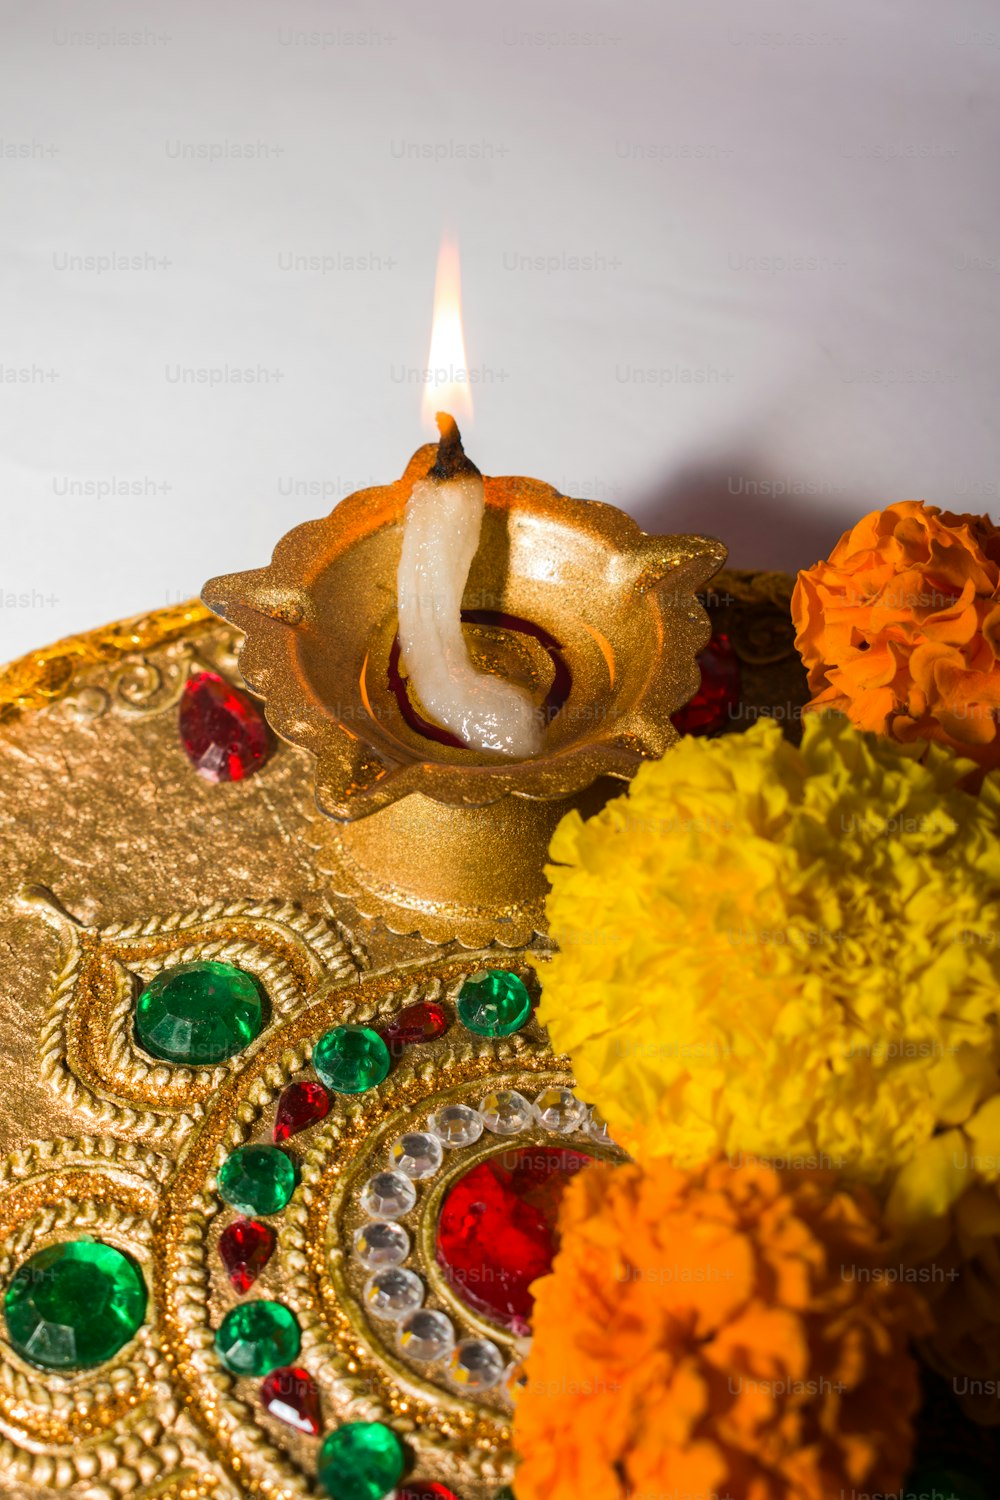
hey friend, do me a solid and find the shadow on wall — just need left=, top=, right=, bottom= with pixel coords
left=631, top=460, right=862, bottom=575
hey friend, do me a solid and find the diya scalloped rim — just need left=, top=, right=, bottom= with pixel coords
left=201, top=443, right=728, bottom=821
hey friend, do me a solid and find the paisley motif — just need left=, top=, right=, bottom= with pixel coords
left=1, top=899, right=602, bottom=1498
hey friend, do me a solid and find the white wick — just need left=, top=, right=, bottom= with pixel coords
left=396, top=415, right=544, bottom=757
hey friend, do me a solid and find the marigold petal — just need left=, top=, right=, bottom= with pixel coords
left=792, top=501, right=1000, bottom=772
left=513, top=1158, right=922, bottom=1500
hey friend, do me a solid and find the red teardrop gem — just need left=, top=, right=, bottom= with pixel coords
left=380, top=1001, right=449, bottom=1052
left=273, top=1081, right=330, bottom=1144
left=218, top=1217, right=275, bottom=1292
left=179, top=670, right=269, bottom=783
left=671, top=633, right=742, bottom=736
left=260, top=1365, right=322, bottom=1435
left=399, top=1484, right=460, bottom=1500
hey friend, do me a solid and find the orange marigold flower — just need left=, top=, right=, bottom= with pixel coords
left=792, top=501, right=1000, bottom=771
left=512, top=1157, right=925, bottom=1500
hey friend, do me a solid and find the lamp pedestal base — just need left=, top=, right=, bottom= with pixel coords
left=319, top=780, right=623, bottom=948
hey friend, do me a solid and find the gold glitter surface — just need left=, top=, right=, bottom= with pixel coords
left=133, top=1478, right=221, bottom=1500
left=0, top=582, right=800, bottom=1498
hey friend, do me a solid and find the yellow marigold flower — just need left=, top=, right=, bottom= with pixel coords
left=512, top=1156, right=924, bottom=1500
left=538, top=713, right=1000, bottom=1181
left=889, top=1097, right=1000, bottom=1419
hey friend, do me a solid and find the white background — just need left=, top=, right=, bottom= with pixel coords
left=2, top=0, right=1000, bottom=661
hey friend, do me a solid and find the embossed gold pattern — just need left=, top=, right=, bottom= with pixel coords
left=0, top=1138, right=188, bottom=1496
left=1, top=881, right=567, bottom=1497
left=0, top=602, right=216, bottom=723
left=0, top=579, right=802, bottom=1498
left=18, top=886, right=358, bottom=1141
left=152, top=953, right=568, bottom=1498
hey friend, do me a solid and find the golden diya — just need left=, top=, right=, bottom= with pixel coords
left=203, top=242, right=726, bottom=945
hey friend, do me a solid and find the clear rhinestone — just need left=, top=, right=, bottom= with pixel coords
left=389, top=1131, right=444, bottom=1180
left=363, top=1267, right=424, bottom=1321
left=427, top=1104, right=484, bottom=1149
left=353, top=1220, right=411, bottom=1269
left=396, top=1308, right=455, bottom=1362
left=479, top=1089, right=533, bottom=1135
left=447, top=1337, right=506, bottom=1390
left=504, top=1357, right=530, bottom=1399
left=360, top=1170, right=417, bottom=1220
left=585, top=1106, right=615, bottom=1145
left=533, top=1087, right=587, bottom=1134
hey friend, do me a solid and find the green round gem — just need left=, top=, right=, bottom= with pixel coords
left=317, top=1421, right=404, bottom=1500
left=217, top=1144, right=295, bottom=1215
left=4, top=1239, right=147, bottom=1370
left=457, top=970, right=531, bottom=1037
left=313, top=1025, right=390, bottom=1094
left=135, top=960, right=264, bottom=1064
left=215, top=1299, right=300, bottom=1376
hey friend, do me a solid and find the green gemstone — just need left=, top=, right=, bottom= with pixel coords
left=457, top=970, right=531, bottom=1037
left=215, top=1299, right=300, bottom=1376
left=135, top=960, right=264, bottom=1064
left=217, top=1145, right=295, bottom=1215
left=317, top=1421, right=405, bottom=1500
left=313, top=1025, right=390, bottom=1094
left=4, top=1239, right=147, bottom=1370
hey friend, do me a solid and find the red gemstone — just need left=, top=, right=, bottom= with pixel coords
left=399, top=1484, right=460, bottom=1500
left=260, top=1365, right=321, bottom=1435
left=219, top=1217, right=275, bottom=1292
left=380, top=1001, right=449, bottom=1052
left=273, top=1081, right=330, bottom=1143
left=436, top=1146, right=593, bottom=1336
left=179, top=670, right=269, bottom=783
left=671, top=632, right=742, bottom=736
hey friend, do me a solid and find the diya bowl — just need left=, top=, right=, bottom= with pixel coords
left=202, top=443, right=726, bottom=945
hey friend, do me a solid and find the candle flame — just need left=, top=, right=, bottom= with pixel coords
left=421, top=234, right=473, bottom=431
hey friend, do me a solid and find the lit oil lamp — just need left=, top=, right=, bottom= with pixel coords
left=203, top=243, right=726, bottom=944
